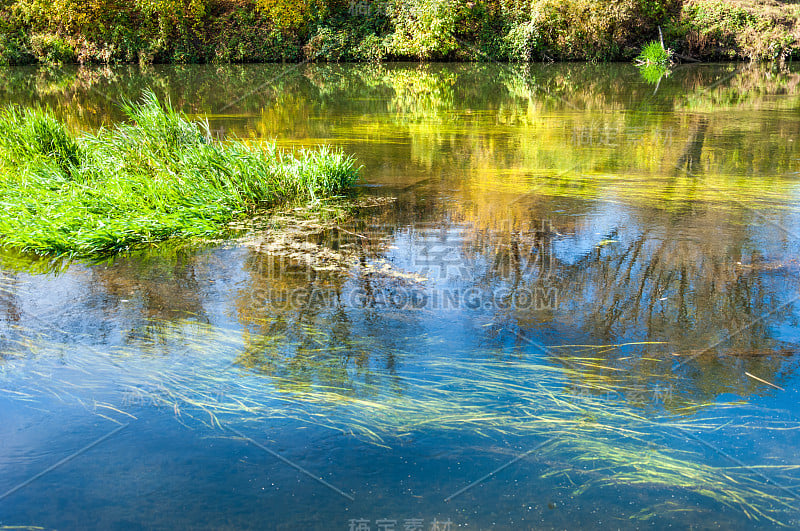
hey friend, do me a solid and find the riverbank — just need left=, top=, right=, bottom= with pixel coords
left=0, top=0, right=798, bottom=66
left=0, top=91, right=359, bottom=257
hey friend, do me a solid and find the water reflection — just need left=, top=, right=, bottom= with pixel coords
left=1, top=61, right=800, bottom=528
left=4, top=191, right=795, bottom=408
left=0, top=62, right=798, bottom=401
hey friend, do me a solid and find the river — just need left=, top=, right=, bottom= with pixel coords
left=1, top=62, right=800, bottom=529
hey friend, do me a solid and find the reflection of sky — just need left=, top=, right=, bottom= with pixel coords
left=552, top=201, right=631, bottom=265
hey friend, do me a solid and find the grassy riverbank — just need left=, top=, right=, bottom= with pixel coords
left=0, top=91, right=359, bottom=257
left=0, top=0, right=798, bottom=65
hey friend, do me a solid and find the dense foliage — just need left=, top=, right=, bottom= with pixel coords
left=0, top=0, right=797, bottom=64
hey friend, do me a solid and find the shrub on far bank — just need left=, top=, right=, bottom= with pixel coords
left=29, top=34, right=76, bottom=64
left=674, top=0, right=800, bottom=61
left=0, top=0, right=797, bottom=64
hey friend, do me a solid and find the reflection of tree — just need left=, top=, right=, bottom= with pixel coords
left=3, top=62, right=799, bottom=217
left=4, top=60, right=799, bottom=410
left=555, top=222, right=784, bottom=348
left=675, top=116, right=708, bottom=174
left=0, top=270, right=22, bottom=360
left=393, top=178, right=800, bottom=402
left=0, top=273, right=21, bottom=325
left=470, top=203, right=798, bottom=407
left=226, top=177, right=799, bottom=413
left=5, top=63, right=799, bottom=181
left=88, top=250, right=210, bottom=346
left=232, top=209, right=423, bottom=397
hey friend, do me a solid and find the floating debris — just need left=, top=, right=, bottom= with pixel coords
left=236, top=197, right=426, bottom=282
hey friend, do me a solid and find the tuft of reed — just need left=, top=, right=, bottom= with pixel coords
left=635, top=40, right=672, bottom=67
left=635, top=35, right=673, bottom=85
left=0, top=90, right=360, bottom=257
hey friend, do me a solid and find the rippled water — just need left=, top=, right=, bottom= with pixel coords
left=1, top=62, right=800, bottom=529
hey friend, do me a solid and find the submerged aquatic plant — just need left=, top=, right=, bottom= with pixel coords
left=0, top=91, right=360, bottom=257
left=4, top=321, right=799, bottom=525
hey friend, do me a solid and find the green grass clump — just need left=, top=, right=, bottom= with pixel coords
left=0, top=91, right=359, bottom=257
left=635, top=40, right=673, bottom=66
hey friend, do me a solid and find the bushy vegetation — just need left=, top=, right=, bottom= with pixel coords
left=0, top=0, right=797, bottom=64
left=675, top=0, right=800, bottom=61
left=636, top=40, right=672, bottom=66
left=0, top=91, right=359, bottom=257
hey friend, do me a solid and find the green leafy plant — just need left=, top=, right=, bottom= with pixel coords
left=28, top=33, right=75, bottom=64
left=303, top=26, right=349, bottom=61
left=388, top=0, right=458, bottom=60
left=353, top=34, right=387, bottom=62
left=505, top=20, right=539, bottom=61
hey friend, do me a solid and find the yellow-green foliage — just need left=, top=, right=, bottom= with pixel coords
left=388, top=0, right=458, bottom=59
left=678, top=0, right=800, bottom=61
left=505, top=0, right=681, bottom=60
left=256, top=0, right=315, bottom=30
left=0, top=0, right=797, bottom=64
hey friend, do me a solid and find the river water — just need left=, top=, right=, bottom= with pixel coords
left=1, top=62, right=800, bottom=529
